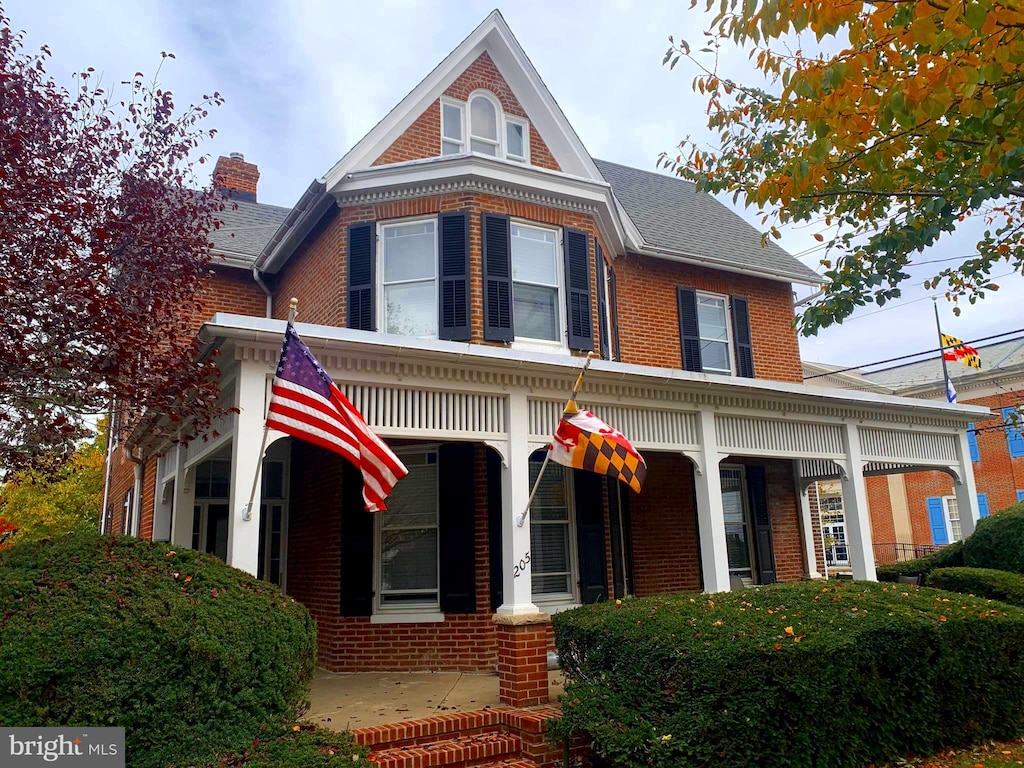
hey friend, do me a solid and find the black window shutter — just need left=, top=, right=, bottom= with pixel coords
left=481, top=213, right=513, bottom=342
left=608, top=264, right=621, bottom=361
left=487, top=447, right=503, bottom=611
left=439, top=443, right=476, bottom=613
left=347, top=222, right=376, bottom=331
left=746, top=464, right=776, bottom=585
left=607, top=477, right=633, bottom=599
left=731, top=296, right=755, bottom=378
left=677, top=287, right=703, bottom=372
left=564, top=228, right=593, bottom=351
left=595, top=242, right=610, bottom=360
left=340, top=461, right=373, bottom=616
left=438, top=212, right=470, bottom=341
left=574, top=470, right=608, bottom=604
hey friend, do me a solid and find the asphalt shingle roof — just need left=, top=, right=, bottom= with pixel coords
left=862, top=338, right=1024, bottom=389
left=593, top=158, right=821, bottom=283
left=211, top=199, right=290, bottom=262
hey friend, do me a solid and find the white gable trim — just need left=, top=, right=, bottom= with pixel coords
left=320, top=10, right=601, bottom=190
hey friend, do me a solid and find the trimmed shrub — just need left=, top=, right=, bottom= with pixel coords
left=0, top=533, right=317, bottom=768
left=962, top=503, right=1024, bottom=575
left=197, top=725, right=372, bottom=768
left=876, top=539, right=964, bottom=581
left=552, top=581, right=1024, bottom=768
left=927, top=567, right=1024, bottom=608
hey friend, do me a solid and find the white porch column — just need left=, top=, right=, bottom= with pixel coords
left=170, top=445, right=195, bottom=548
left=227, top=361, right=267, bottom=576
left=794, top=468, right=823, bottom=579
left=497, top=391, right=539, bottom=615
left=953, top=430, right=982, bottom=538
left=693, top=409, right=731, bottom=593
left=840, top=423, right=876, bottom=581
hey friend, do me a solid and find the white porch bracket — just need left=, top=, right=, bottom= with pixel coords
left=483, top=439, right=509, bottom=467
left=681, top=449, right=704, bottom=476
left=840, top=423, right=876, bottom=581
left=693, top=409, right=731, bottom=594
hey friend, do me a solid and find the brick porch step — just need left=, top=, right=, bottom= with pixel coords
left=367, top=731, right=522, bottom=768
left=351, top=709, right=504, bottom=750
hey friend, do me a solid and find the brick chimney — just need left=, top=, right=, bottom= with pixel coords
left=213, top=152, right=259, bottom=203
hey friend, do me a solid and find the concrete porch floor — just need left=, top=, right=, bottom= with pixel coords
left=307, top=669, right=566, bottom=730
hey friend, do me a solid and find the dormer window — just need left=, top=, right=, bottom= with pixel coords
left=439, top=92, right=530, bottom=163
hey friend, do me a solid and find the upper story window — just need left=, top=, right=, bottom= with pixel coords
left=677, top=287, right=755, bottom=378
left=379, top=219, right=438, bottom=338
left=511, top=223, right=562, bottom=344
left=440, top=91, right=530, bottom=163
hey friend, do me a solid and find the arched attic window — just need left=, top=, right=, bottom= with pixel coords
left=440, top=89, right=529, bottom=162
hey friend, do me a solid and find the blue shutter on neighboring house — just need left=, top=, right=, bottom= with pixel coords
left=1017, top=490, right=1024, bottom=503
left=977, top=493, right=990, bottom=518
left=967, top=423, right=980, bottom=462
left=927, top=497, right=949, bottom=545
left=1003, top=407, right=1024, bottom=458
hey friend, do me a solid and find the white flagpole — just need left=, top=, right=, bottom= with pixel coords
left=243, top=297, right=297, bottom=522
left=515, top=353, right=594, bottom=528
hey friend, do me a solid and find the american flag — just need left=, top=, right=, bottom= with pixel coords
left=266, top=323, right=408, bottom=512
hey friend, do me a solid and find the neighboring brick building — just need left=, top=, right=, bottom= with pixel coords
left=803, top=340, right=1023, bottom=568
left=108, top=10, right=985, bottom=704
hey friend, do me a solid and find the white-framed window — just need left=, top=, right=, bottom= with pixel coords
left=259, top=457, right=289, bottom=589
left=943, top=496, right=962, bottom=543
left=601, top=259, right=614, bottom=360
left=511, top=221, right=564, bottom=346
left=819, top=494, right=848, bottom=566
left=505, top=116, right=529, bottom=162
left=439, top=91, right=530, bottom=163
left=374, top=448, right=440, bottom=613
left=696, top=292, right=733, bottom=374
left=121, top=488, right=134, bottom=536
left=378, top=217, right=438, bottom=338
left=721, top=465, right=756, bottom=586
left=441, top=98, right=465, bottom=155
left=529, top=453, right=578, bottom=605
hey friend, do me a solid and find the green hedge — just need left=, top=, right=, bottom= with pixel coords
left=926, top=567, right=1024, bottom=608
left=198, top=725, right=372, bottom=768
left=552, top=581, right=1024, bottom=768
left=0, top=534, right=318, bottom=768
left=962, top=503, right=1024, bottom=574
left=876, top=539, right=964, bottom=582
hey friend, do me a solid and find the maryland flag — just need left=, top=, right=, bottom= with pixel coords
left=941, top=333, right=982, bottom=369
left=549, top=400, right=647, bottom=493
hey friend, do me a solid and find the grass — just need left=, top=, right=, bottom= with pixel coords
left=879, top=736, right=1024, bottom=767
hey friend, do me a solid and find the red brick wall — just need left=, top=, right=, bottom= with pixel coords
left=373, top=52, right=560, bottom=172
left=196, top=266, right=267, bottom=328
left=612, top=253, right=803, bottom=382
left=866, top=476, right=897, bottom=544
left=762, top=459, right=805, bottom=582
left=105, top=445, right=135, bottom=535
left=139, top=455, right=157, bottom=539
left=866, top=388, right=1024, bottom=547
left=271, top=194, right=605, bottom=358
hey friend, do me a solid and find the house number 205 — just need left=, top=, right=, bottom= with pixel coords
left=513, top=551, right=531, bottom=578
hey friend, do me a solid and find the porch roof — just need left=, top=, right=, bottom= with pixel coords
left=200, top=313, right=989, bottom=424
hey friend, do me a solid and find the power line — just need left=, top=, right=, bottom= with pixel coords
left=803, top=328, right=1024, bottom=380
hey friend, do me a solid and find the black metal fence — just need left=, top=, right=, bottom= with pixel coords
left=873, top=542, right=942, bottom=566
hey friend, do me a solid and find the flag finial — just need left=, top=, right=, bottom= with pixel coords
left=288, top=297, right=298, bottom=324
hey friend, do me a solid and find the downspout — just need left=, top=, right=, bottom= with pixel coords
left=252, top=265, right=273, bottom=319
left=100, top=398, right=115, bottom=534
left=126, top=443, right=145, bottom=538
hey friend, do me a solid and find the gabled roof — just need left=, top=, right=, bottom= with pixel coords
left=211, top=199, right=290, bottom=267
left=862, top=337, right=1024, bottom=390
left=320, top=10, right=601, bottom=189
left=594, top=159, right=821, bottom=284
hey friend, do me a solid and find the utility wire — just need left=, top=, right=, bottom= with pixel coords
left=803, top=328, right=1024, bottom=380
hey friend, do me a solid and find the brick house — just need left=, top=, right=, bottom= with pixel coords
left=804, top=340, right=1023, bottom=568
left=104, top=11, right=986, bottom=704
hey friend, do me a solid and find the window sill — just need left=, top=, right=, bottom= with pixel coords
left=510, top=340, right=570, bottom=355
left=370, top=611, right=445, bottom=625
left=534, top=601, right=580, bottom=615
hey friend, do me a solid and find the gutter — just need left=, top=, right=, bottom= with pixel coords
left=255, top=180, right=328, bottom=274
left=633, top=243, right=824, bottom=287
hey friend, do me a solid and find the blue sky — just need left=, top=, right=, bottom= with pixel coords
left=7, top=0, right=1021, bottom=374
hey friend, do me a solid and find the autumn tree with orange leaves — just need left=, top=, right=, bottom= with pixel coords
left=663, top=0, right=1024, bottom=334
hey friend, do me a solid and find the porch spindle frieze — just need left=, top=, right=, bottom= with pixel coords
left=857, top=426, right=958, bottom=464
left=526, top=398, right=699, bottom=451
left=337, top=383, right=506, bottom=440
left=715, top=414, right=845, bottom=459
